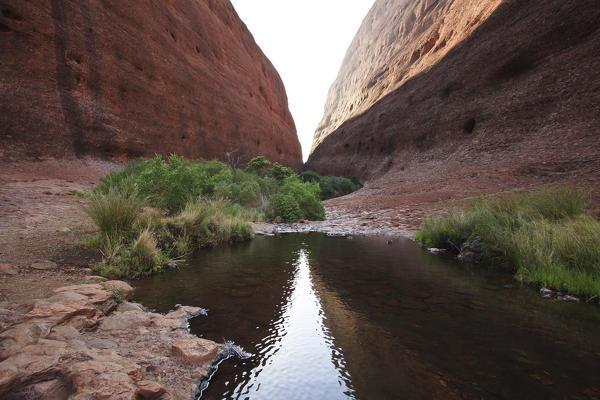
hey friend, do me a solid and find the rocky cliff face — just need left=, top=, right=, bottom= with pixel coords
left=0, top=0, right=302, bottom=168
left=307, top=0, right=600, bottom=187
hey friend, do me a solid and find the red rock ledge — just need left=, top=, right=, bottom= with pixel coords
left=0, top=281, right=220, bottom=399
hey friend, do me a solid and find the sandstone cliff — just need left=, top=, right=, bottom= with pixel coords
left=0, top=0, right=301, bottom=168
left=307, top=0, right=600, bottom=191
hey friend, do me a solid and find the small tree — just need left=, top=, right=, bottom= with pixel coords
left=245, top=156, right=271, bottom=175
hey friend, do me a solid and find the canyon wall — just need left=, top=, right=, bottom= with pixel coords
left=0, top=0, right=302, bottom=168
left=307, top=0, right=600, bottom=186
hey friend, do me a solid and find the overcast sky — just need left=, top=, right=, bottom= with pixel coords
left=230, top=1, right=375, bottom=161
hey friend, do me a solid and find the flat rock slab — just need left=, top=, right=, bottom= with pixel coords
left=172, top=338, right=219, bottom=365
left=0, top=264, right=19, bottom=275
left=30, top=260, right=57, bottom=270
left=0, top=280, right=220, bottom=399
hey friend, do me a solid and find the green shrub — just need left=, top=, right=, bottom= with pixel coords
left=270, top=162, right=294, bottom=182
left=87, top=154, right=362, bottom=277
left=267, top=193, right=302, bottom=222
left=299, top=170, right=362, bottom=200
left=280, top=178, right=325, bottom=220
left=85, top=189, right=140, bottom=237
left=245, top=156, right=271, bottom=175
left=416, top=186, right=600, bottom=297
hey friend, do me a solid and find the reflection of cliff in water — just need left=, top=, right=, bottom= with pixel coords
left=308, top=235, right=600, bottom=399
left=135, top=236, right=300, bottom=343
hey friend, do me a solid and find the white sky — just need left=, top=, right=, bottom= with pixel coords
left=230, top=1, right=375, bottom=161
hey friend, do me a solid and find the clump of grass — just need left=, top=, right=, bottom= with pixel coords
left=416, top=186, right=600, bottom=297
left=85, top=189, right=140, bottom=236
left=174, top=198, right=253, bottom=248
left=132, top=228, right=161, bottom=268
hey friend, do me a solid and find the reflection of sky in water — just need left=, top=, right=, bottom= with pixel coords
left=225, top=250, right=354, bottom=400
left=134, top=234, right=600, bottom=400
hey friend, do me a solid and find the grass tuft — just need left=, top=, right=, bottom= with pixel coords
left=416, top=186, right=600, bottom=297
left=85, top=189, right=140, bottom=236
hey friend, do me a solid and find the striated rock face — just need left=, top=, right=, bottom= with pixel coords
left=0, top=0, right=301, bottom=168
left=307, top=0, right=600, bottom=184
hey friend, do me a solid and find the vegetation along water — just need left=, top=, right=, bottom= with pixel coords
left=82, top=154, right=361, bottom=279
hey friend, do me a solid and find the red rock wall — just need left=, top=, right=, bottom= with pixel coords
left=0, top=0, right=302, bottom=169
left=307, top=0, right=600, bottom=183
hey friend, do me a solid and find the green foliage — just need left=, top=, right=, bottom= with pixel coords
left=299, top=170, right=362, bottom=200
left=86, top=154, right=359, bottom=277
left=267, top=193, right=302, bottom=222
left=270, top=162, right=294, bottom=182
left=280, top=178, right=325, bottom=220
left=85, top=189, right=141, bottom=237
left=245, top=156, right=271, bottom=175
left=416, top=186, right=600, bottom=297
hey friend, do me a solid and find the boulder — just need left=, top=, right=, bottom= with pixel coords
left=30, top=260, right=57, bottom=270
left=136, top=380, right=168, bottom=398
left=172, top=338, right=219, bottom=365
left=102, top=280, right=135, bottom=300
left=0, top=339, right=66, bottom=396
left=53, top=284, right=113, bottom=304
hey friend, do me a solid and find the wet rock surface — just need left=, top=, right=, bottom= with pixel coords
left=0, top=280, right=220, bottom=399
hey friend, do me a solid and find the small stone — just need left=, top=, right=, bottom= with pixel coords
left=556, top=295, right=580, bottom=302
left=172, top=338, right=219, bottom=365
left=30, top=260, right=57, bottom=270
left=101, top=281, right=134, bottom=300
left=503, top=284, right=513, bottom=289
left=58, top=227, right=71, bottom=233
left=540, top=288, right=553, bottom=296
left=136, top=380, right=167, bottom=398
left=428, top=248, right=445, bottom=254
left=0, top=263, right=19, bottom=275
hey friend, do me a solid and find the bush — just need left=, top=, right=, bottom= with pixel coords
left=299, top=170, right=362, bottom=200
left=245, top=156, right=271, bottom=175
left=86, top=154, right=361, bottom=277
left=280, top=178, right=325, bottom=220
left=270, top=162, right=294, bottom=182
left=85, top=189, right=140, bottom=237
left=416, top=186, right=600, bottom=297
left=267, top=193, right=302, bottom=222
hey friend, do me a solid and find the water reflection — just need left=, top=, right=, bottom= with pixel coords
left=218, top=250, right=354, bottom=399
left=134, top=234, right=600, bottom=400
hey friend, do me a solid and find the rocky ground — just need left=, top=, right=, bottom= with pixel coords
left=0, top=159, right=224, bottom=399
left=0, top=158, right=413, bottom=399
left=4, top=158, right=598, bottom=398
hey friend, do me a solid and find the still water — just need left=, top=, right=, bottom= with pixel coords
left=135, top=233, right=600, bottom=399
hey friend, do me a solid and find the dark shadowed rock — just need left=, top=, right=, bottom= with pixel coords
left=307, top=0, right=600, bottom=191
left=0, top=0, right=301, bottom=169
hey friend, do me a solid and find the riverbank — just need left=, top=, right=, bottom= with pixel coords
left=2, top=158, right=598, bottom=397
